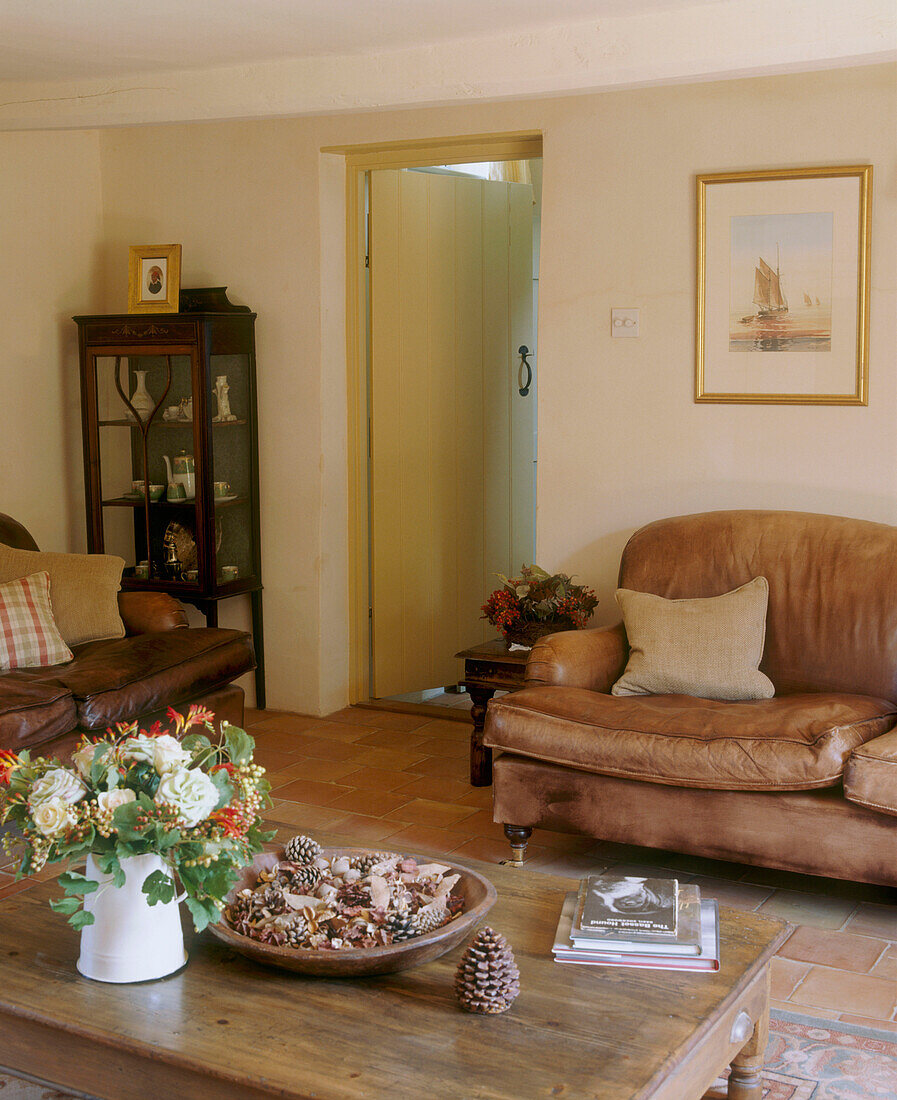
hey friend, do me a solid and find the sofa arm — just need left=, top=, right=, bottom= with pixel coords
left=117, top=591, right=189, bottom=635
left=525, top=622, right=629, bottom=693
left=844, top=725, right=897, bottom=817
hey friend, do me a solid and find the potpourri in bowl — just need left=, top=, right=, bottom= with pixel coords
left=208, top=842, right=497, bottom=977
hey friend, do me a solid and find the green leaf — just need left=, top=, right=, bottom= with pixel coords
left=182, top=733, right=213, bottom=760
left=210, top=769, right=235, bottom=809
left=184, top=895, right=220, bottom=933
left=96, top=850, right=127, bottom=889
left=155, top=827, right=182, bottom=851
left=54, top=831, right=95, bottom=859
left=111, top=799, right=143, bottom=841
left=223, top=725, right=254, bottom=766
left=88, top=743, right=113, bottom=786
left=124, top=761, right=160, bottom=798
left=50, top=896, right=82, bottom=915
left=57, top=872, right=99, bottom=897
left=69, top=910, right=95, bottom=930
left=142, top=869, right=176, bottom=906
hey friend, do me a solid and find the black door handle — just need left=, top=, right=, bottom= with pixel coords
left=518, top=345, right=533, bottom=397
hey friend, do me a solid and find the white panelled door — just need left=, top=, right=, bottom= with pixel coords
left=369, top=168, right=535, bottom=698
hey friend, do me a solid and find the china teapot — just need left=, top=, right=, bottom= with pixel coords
left=163, top=450, right=195, bottom=500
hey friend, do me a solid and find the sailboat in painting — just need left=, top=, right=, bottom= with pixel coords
left=750, top=254, right=787, bottom=319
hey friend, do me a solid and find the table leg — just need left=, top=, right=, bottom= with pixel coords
left=467, top=685, right=495, bottom=787
left=727, top=974, right=770, bottom=1100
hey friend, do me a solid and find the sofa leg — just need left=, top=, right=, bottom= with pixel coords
left=502, top=825, right=533, bottom=867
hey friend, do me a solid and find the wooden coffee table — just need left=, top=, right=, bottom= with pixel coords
left=0, top=833, right=788, bottom=1099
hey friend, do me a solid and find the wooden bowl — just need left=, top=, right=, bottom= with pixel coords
left=207, top=847, right=497, bottom=977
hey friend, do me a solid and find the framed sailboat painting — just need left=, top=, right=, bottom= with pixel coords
left=695, top=165, right=871, bottom=404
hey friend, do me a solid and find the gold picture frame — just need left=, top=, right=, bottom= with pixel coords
left=127, top=244, right=182, bottom=314
left=696, top=165, right=871, bottom=404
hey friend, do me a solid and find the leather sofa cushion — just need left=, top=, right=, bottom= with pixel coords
left=54, top=628, right=255, bottom=730
left=843, top=727, right=897, bottom=817
left=0, top=674, right=77, bottom=751
left=484, top=686, right=897, bottom=791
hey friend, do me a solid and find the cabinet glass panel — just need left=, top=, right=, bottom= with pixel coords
left=208, top=353, right=253, bottom=585
left=93, top=353, right=202, bottom=588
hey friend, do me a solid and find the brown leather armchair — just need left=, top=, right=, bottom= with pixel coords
left=0, top=512, right=255, bottom=756
left=485, top=511, right=897, bottom=887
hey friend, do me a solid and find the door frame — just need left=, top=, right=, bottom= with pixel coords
left=322, top=131, right=543, bottom=703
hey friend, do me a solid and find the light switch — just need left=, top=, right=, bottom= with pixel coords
left=612, top=308, right=640, bottom=338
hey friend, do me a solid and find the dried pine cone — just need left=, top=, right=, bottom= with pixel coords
left=256, top=884, right=288, bottom=915
left=278, top=863, right=321, bottom=892
left=413, top=907, right=448, bottom=936
left=277, top=913, right=309, bottom=947
left=284, top=834, right=322, bottom=864
left=454, top=927, right=520, bottom=1014
left=353, top=851, right=401, bottom=875
left=384, top=903, right=415, bottom=943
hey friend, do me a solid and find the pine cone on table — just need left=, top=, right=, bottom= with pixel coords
left=454, top=927, right=520, bottom=1014
left=284, top=834, right=322, bottom=865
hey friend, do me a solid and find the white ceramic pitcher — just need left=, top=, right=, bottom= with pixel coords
left=77, top=853, right=187, bottom=983
left=163, top=450, right=195, bottom=500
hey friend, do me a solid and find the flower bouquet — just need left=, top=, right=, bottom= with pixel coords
left=0, top=707, right=272, bottom=941
left=482, top=564, right=598, bottom=647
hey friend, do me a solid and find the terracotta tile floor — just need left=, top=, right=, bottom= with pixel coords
left=248, top=704, right=897, bottom=1030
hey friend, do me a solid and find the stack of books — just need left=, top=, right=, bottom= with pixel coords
left=552, top=873, right=720, bottom=972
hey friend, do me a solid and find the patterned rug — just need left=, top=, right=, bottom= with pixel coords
left=1, top=1009, right=894, bottom=1097
left=705, top=1009, right=897, bottom=1099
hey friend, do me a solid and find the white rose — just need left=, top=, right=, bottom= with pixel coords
left=155, top=767, right=219, bottom=827
left=32, top=797, right=76, bottom=838
left=28, top=767, right=88, bottom=809
left=120, top=734, right=159, bottom=766
left=97, top=788, right=136, bottom=814
left=71, top=741, right=111, bottom=779
left=152, top=734, right=192, bottom=776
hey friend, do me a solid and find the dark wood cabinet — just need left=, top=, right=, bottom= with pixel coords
left=74, top=288, right=265, bottom=707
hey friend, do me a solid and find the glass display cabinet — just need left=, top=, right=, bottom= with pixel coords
left=74, top=288, right=265, bottom=707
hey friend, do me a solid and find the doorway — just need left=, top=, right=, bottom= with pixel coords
left=340, top=132, right=543, bottom=704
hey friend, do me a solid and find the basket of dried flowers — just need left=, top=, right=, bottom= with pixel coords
left=481, top=564, right=598, bottom=648
left=208, top=840, right=497, bottom=977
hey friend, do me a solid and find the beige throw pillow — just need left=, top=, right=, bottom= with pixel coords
left=0, top=543, right=125, bottom=648
left=612, top=577, right=775, bottom=701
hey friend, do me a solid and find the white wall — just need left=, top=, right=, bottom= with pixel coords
left=531, top=66, right=897, bottom=616
left=1, top=63, right=893, bottom=713
left=98, top=120, right=325, bottom=710
left=0, top=130, right=104, bottom=551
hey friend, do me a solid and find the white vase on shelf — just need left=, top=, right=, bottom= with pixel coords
left=213, top=374, right=236, bottom=422
left=129, top=369, right=154, bottom=421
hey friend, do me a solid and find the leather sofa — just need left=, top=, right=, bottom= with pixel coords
left=485, top=511, right=897, bottom=887
left=0, top=512, right=256, bottom=758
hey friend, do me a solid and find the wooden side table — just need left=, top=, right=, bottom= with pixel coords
left=455, top=639, right=528, bottom=786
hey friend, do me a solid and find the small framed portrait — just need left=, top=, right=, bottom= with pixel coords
left=127, top=244, right=182, bottom=313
